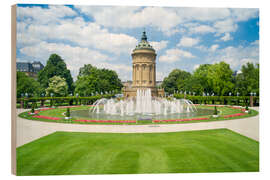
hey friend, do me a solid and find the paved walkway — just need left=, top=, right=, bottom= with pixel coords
left=16, top=107, right=259, bottom=147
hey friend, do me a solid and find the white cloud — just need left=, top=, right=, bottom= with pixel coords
left=211, top=43, right=259, bottom=69
left=150, top=41, right=168, bottom=52
left=74, top=6, right=258, bottom=40
left=196, top=44, right=220, bottom=52
left=159, top=48, right=195, bottom=63
left=17, top=7, right=138, bottom=55
left=214, top=19, right=238, bottom=34
left=76, top=6, right=182, bottom=35
left=17, top=5, right=77, bottom=25
left=177, top=37, right=200, bottom=47
left=193, top=64, right=200, bottom=70
left=220, top=33, right=233, bottom=41
left=251, top=40, right=259, bottom=46
left=231, top=8, right=259, bottom=22
left=189, top=25, right=216, bottom=34
left=177, top=8, right=231, bottom=22
left=209, top=44, right=219, bottom=52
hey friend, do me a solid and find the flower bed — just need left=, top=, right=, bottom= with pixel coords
left=223, top=113, right=246, bottom=118
left=74, top=119, right=136, bottom=123
left=153, top=117, right=209, bottom=123
left=32, top=115, right=61, bottom=120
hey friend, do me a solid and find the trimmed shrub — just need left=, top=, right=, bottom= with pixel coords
left=31, top=103, right=35, bottom=113
left=66, top=108, right=70, bottom=117
left=214, top=106, right=218, bottom=115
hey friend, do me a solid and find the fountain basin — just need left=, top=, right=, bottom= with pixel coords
left=70, top=108, right=214, bottom=121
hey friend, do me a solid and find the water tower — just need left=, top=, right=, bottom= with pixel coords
left=123, top=30, right=164, bottom=97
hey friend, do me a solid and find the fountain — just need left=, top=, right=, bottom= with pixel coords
left=91, top=88, right=197, bottom=117
left=69, top=31, right=215, bottom=121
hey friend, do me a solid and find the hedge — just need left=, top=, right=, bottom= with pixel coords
left=173, top=94, right=259, bottom=106
left=17, top=94, right=115, bottom=109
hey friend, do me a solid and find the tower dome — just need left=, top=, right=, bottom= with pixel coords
left=134, top=30, right=155, bottom=51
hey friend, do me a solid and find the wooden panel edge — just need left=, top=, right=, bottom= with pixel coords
left=11, top=4, right=17, bottom=176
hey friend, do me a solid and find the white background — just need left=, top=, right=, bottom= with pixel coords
left=1, top=0, right=269, bottom=179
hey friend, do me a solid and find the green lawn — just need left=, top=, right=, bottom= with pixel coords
left=16, top=129, right=259, bottom=175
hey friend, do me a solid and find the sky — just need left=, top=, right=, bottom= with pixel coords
left=16, top=4, right=259, bottom=81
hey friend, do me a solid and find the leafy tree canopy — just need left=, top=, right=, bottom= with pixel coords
left=17, top=72, right=42, bottom=98
left=193, top=64, right=212, bottom=94
left=162, top=69, right=191, bottom=94
left=75, top=64, right=123, bottom=96
left=162, top=62, right=258, bottom=96
left=235, top=62, right=259, bottom=96
left=45, top=76, right=68, bottom=97
left=206, top=62, right=234, bottom=96
left=38, top=54, right=73, bottom=93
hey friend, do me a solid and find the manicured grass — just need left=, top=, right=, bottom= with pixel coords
left=18, top=105, right=259, bottom=125
left=16, top=129, right=259, bottom=175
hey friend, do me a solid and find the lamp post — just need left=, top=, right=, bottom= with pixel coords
left=20, top=93, right=24, bottom=108
left=250, top=92, right=254, bottom=107
left=41, top=93, right=45, bottom=107
left=76, top=93, right=79, bottom=105
left=50, top=93, right=54, bottom=107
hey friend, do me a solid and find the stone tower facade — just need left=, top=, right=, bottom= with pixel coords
left=123, top=31, right=164, bottom=97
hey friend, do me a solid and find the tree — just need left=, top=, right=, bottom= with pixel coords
left=162, top=69, right=191, bottom=94
left=45, top=76, right=68, bottom=97
left=75, top=64, right=123, bottom=96
left=184, top=76, right=204, bottom=95
left=206, top=62, right=234, bottom=96
left=78, top=64, right=95, bottom=77
left=193, top=64, right=212, bottom=95
left=16, top=72, right=42, bottom=98
left=38, top=54, right=74, bottom=93
left=235, top=62, right=259, bottom=96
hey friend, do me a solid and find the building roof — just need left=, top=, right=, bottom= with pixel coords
left=133, top=30, right=155, bottom=51
left=16, top=61, right=44, bottom=73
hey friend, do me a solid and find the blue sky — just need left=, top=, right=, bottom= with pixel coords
left=16, top=4, right=259, bottom=81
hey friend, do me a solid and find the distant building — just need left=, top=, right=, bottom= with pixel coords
left=16, top=61, right=44, bottom=78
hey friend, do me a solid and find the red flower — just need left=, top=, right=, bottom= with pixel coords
left=32, top=115, right=61, bottom=120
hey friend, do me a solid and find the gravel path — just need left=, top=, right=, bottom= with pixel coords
left=16, top=107, right=259, bottom=147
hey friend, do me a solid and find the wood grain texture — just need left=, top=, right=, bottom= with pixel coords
left=11, top=4, right=17, bottom=175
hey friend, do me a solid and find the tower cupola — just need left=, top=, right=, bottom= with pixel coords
left=134, top=30, right=155, bottom=51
